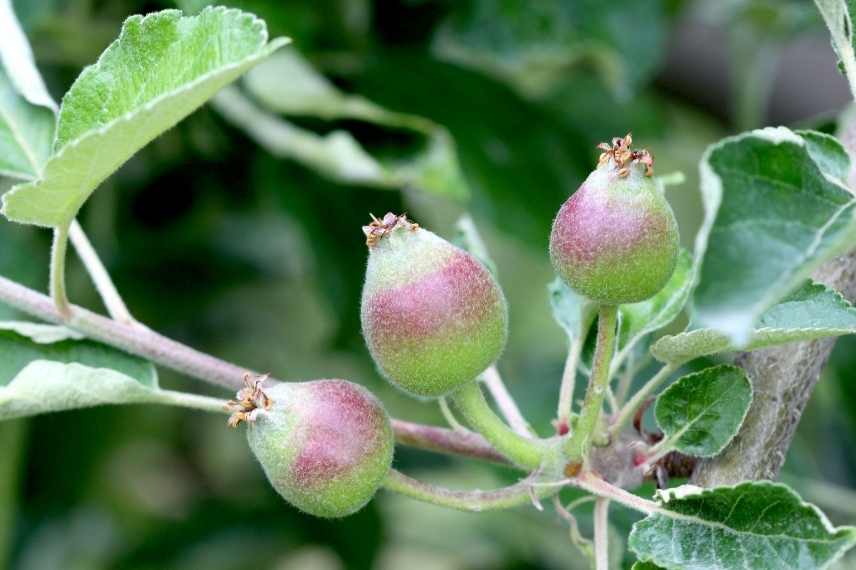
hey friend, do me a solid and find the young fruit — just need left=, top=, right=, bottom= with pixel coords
left=361, top=213, right=508, bottom=398
left=241, top=377, right=394, bottom=518
left=550, top=134, right=679, bottom=305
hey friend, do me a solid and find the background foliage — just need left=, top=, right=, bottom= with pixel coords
left=1, top=0, right=855, bottom=568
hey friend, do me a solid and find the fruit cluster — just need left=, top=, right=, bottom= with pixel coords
left=238, top=135, right=679, bottom=517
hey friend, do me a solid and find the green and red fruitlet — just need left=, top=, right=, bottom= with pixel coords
left=360, top=213, right=508, bottom=398
left=550, top=134, right=679, bottom=305
left=236, top=375, right=394, bottom=518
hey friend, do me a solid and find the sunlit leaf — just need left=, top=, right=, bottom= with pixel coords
left=652, top=281, right=856, bottom=364
left=0, top=0, right=56, bottom=179
left=691, top=128, right=856, bottom=346
left=1, top=7, right=287, bottom=228
left=630, top=482, right=856, bottom=570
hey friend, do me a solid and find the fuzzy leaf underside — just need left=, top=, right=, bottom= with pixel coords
left=1, top=7, right=288, bottom=227
left=691, top=127, right=856, bottom=346
left=654, top=365, right=752, bottom=458
left=652, top=280, right=856, bottom=363
left=220, top=50, right=468, bottom=200
left=0, top=322, right=160, bottom=419
left=630, top=482, right=856, bottom=570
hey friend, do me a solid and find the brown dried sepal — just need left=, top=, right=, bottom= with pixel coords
left=597, top=132, right=654, bottom=178
left=226, top=373, right=272, bottom=428
left=362, top=212, right=419, bottom=247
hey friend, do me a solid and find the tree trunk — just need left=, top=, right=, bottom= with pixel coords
left=692, top=251, right=856, bottom=486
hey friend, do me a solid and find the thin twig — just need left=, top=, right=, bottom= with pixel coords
left=68, top=220, right=136, bottom=325
left=0, top=274, right=510, bottom=464
left=480, top=365, right=534, bottom=437
left=593, top=498, right=610, bottom=570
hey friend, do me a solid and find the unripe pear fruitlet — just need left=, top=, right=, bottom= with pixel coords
left=361, top=213, right=508, bottom=398
left=238, top=377, right=394, bottom=518
left=550, top=134, right=679, bottom=305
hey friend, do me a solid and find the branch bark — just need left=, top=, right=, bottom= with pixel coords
left=692, top=251, right=856, bottom=486
left=0, top=274, right=506, bottom=465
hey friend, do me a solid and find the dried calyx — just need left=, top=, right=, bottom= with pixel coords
left=597, top=133, right=653, bottom=178
left=226, top=373, right=272, bottom=428
left=362, top=212, right=419, bottom=247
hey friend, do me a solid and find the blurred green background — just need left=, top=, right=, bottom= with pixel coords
left=1, top=0, right=855, bottom=568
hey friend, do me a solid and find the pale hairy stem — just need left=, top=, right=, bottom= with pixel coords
left=693, top=251, right=856, bottom=486
left=383, top=469, right=554, bottom=512
left=557, top=338, right=583, bottom=427
left=69, top=220, right=136, bottom=325
left=557, top=310, right=595, bottom=427
left=610, top=363, right=678, bottom=439
left=553, top=495, right=594, bottom=565
left=154, top=390, right=229, bottom=414
left=481, top=365, right=534, bottom=437
left=572, top=471, right=658, bottom=515
left=593, top=498, right=610, bottom=570
left=0, top=274, right=510, bottom=465
left=49, top=224, right=71, bottom=318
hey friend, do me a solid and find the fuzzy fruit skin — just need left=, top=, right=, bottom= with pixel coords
left=361, top=225, right=508, bottom=398
left=247, top=380, right=394, bottom=518
left=550, top=163, right=679, bottom=304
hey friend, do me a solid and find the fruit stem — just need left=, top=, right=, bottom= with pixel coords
left=382, top=469, right=556, bottom=512
left=563, top=305, right=619, bottom=462
left=481, top=365, right=534, bottom=437
left=609, top=363, right=678, bottom=439
left=451, top=382, right=545, bottom=470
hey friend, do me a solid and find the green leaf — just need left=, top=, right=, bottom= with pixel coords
left=1, top=7, right=288, bottom=228
left=632, top=562, right=665, bottom=570
left=0, top=0, right=56, bottom=179
left=616, top=249, right=693, bottom=363
left=548, top=277, right=597, bottom=344
left=654, top=365, right=752, bottom=457
left=692, top=127, right=856, bottom=346
left=652, top=281, right=856, bottom=364
left=630, top=482, right=856, bottom=570
left=218, top=49, right=468, bottom=200
left=432, top=0, right=665, bottom=99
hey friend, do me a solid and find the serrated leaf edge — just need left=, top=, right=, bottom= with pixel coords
left=631, top=480, right=856, bottom=570
left=1, top=6, right=290, bottom=227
